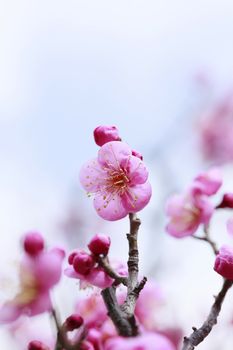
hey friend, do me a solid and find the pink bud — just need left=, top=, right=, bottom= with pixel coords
left=68, top=251, right=78, bottom=265
left=88, top=234, right=111, bottom=256
left=23, top=232, right=44, bottom=256
left=217, top=193, right=233, bottom=209
left=80, top=341, right=95, bottom=350
left=93, top=125, right=121, bottom=146
left=214, top=246, right=233, bottom=280
left=132, top=149, right=143, bottom=160
left=73, top=251, right=95, bottom=275
left=64, top=314, right=84, bottom=331
left=28, top=341, right=50, bottom=350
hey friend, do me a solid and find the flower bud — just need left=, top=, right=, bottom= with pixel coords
left=23, top=232, right=44, bottom=256
left=64, top=314, right=84, bottom=331
left=132, top=149, right=143, bottom=160
left=93, top=125, right=121, bottom=146
left=73, top=251, right=95, bottom=275
left=88, top=234, right=111, bottom=256
left=28, top=341, right=50, bottom=350
left=217, top=193, right=233, bottom=209
left=80, top=341, right=95, bottom=350
left=68, top=251, right=78, bottom=265
left=214, top=246, right=233, bottom=280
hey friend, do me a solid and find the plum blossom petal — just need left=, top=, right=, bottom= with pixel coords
left=64, top=267, right=113, bottom=289
left=27, top=292, right=52, bottom=316
left=0, top=304, right=21, bottom=324
left=93, top=192, right=128, bottom=221
left=121, top=155, right=148, bottom=185
left=34, top=249, right=65, bottom=290
left=135, top=282, right=164, bottom=331
left=79, top=159, right=105, bottom=193
left=86, top=267, right=113, bottom=289
left=105, top=332, right=175, bottom=350
left=121, top=182, right=152, bottom=213
left=98, top=141, right=131, bottom=168
left=75, top=293, right=108, bottom=328
left=193, top=168, right=222, bottom=196
left=227, top=218, right=233, bottom=236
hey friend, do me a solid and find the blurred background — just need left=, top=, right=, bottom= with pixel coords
left=1, top=0, right=233, bottom=349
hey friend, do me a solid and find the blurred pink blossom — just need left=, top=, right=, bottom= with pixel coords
left=0, top=234, right=65, bottom=323
left=198, top=93, right=233, bottom=164
left=104, top=332, right=175, bottom=350
left=79, top=141, right=152, bottom=220
left=165, top=188, right=214, bottom=238
left=135, top=282, right=164, bottom=330
left=193, top=167, right=222, bottom=196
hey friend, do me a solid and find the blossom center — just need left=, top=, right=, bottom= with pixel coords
left=106, top=168, right=129, bottom=195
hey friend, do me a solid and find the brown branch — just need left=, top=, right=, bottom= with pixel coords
left=182, top=279, right=233, bottom=350
left=127, top=213, right=141, bottom=292
left=101, top=213, right=147, bottom=337
left=101, top=286, right=133, bottom=336
left=51, top=309, right=85, bottom=350
left=193, top=226, right=218, bottom=256
left=98, top=256, right=128, bottom=286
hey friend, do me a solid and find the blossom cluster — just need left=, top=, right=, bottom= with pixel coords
left=2, top=124, right=233, bottom=350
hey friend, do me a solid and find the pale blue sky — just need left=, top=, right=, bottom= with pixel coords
left=1, top=1, right=233, bottom=348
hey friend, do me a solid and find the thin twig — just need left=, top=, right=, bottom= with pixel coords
left=98, top=256, right=128, bottom=286
left=101, top=213, right=147, bottom=337
left=182, top=279, right=233, bottom=350
left=51, top=309, right=84, bottom=350
left=193, top=225, right=218, bottom=256
left=127, top=213, right=141, bottom=292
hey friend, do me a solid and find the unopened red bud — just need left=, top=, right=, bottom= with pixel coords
left=68, top=251, right=78, bottom=265
left=73, top=251, right=95, bottom=275
left=80, top=341, right=95, bottom=350
left=93, top=125, right=121, bottom=146
left=24, top=232, right=44, bottom=256
left=28, top=340, right=50, bottom=350
left=132, top=149, right=143, bottom=160
left=65, top=314, right=84, bottom=331
left=217, top=193, right=233, bottom=209
left=88, top=234, right=111, bottom=256
left=214, top=246, right=233, bottom=280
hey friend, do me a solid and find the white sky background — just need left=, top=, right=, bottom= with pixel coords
left=1, top=1, right=233, bottom=349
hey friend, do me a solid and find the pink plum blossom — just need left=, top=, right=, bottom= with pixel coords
left=198, top=93, right=233, bottom=164
left=0, top=235, right=65, bottom=323
left=94, top=125, right=121, bottom=146
left=65, top=264, right=114, bottom=289
left=135, top=282, right=164, bottom=330
left=75, top=293, right=108, bottom=328
left=79, top=141, right=152, bottom=220
left=166, top=188, right=214, bottom=238
left=104, top=332, right=175, bottom=350
left=193, top=168, right=222, bottom=196
left=214, top=245, right=233, bottom=280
